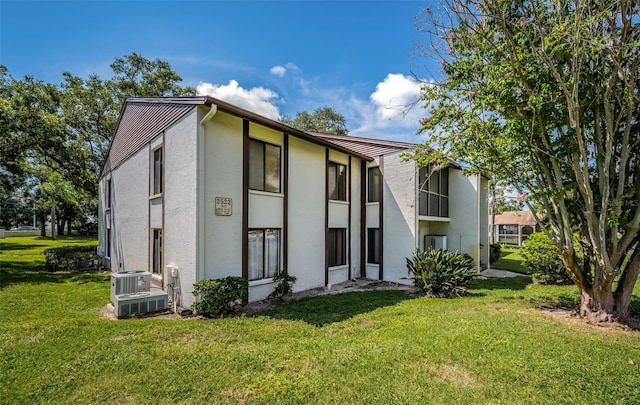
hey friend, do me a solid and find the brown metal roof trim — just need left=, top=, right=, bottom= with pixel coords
left=101, top=96, right=373, bottom=178
left=101, top=101, right=196, bottom=175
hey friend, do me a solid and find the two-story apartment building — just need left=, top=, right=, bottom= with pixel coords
left=98, top=96, right=489, bottom=308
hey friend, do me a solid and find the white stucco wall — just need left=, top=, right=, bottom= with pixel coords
left=479, top=176, right=490, bottom=267
left=202, top=111, right=244, bottom=288
left=101, top=142, right=152, bottom=273
left=163, top=109, right=199, bottom=307
left=381, top=152, right=416, bottom=285
left=287, top=137, right=326, bottom=293
left=447, top=170, right=481, bottom=268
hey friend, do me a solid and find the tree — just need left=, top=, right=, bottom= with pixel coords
left=281, top=106, right=348, bottom=135
left=415, top=0, right=640, bottom=321
left=41, top=172, right=76, bottom=240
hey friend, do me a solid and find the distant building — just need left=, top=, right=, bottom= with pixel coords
left=492, top=210, right=538, bottom=245
left=98, top=96, right=489, bottom=307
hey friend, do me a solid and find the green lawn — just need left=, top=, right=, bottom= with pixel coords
left=492, top=245, right=530, bottom=274
left=2, top=237, right=639, bottom=404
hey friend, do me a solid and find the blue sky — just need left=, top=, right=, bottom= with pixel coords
left=1, top=1, right=438, bottom=142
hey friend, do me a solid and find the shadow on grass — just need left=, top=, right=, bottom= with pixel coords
left=529, top=294, right=579, bottom=310
left=0, top=259, right=106, bottom=290
left=492, top=258, right=530, bottom=275
left=253, top=290, right=416, bottom=327
left=0, top=242, right=50, bottom=251
left=467, top=276, right=532, bottom=291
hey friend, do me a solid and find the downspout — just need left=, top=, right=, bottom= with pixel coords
left=200, top=104, right=218, bottom=127
left=197, top=104, right=218, bottom=284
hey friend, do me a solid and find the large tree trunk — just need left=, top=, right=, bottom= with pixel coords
left=565, top=251, right=638, bottom=322
left=51, top=196, right=56, bottom=240
left=39, top=216, right=46, bottom=237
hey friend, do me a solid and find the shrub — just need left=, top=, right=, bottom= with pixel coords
left=406, top=249, right=477, bottom=297
left=43, top=246, right=97, bottom=272
left=490, top=243, right=502, bottom=264
left=268, top=272, right=297, bottom=300
left=192, top=277, right=248, bottom=317
left=521, top=233, right=572, bottom=284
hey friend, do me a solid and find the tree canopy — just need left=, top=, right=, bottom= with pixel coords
left=0, top=53, right=195, bottom=233
left=281, top=106, right=348, bottom=135
left=415, top=0, right=640, bottom=320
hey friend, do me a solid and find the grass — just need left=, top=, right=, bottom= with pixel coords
left=2, top=237, right=640, bottom=404
left=492, top=245, right=530, bottom=274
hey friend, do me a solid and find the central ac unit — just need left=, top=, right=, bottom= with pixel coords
left=110, top=271, right=151, bottom=305
left=424, top=235, right=447, bottom=251
left=112, top=290, right=168, bottom=317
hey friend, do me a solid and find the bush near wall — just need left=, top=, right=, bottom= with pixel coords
left=490, top=243, right=502, bottom=264
left=406, top=249, right=477, bottom=298
left=521, top=233, right=573, bottom=284
left=192, top=277, right=249, bottom=317
left=43, top=246, right=98, bottom=272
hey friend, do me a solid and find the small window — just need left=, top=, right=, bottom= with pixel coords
left=152, top=229, right=163, bottom=276
left=248, top=229, right=280, bottom=280
left=367, top=167, right=380, bottom=202
left=328, top=228, right=346, bottom=267
left=152, top=147, right=163, bottom=195
left=106, top=179, right=112, bottom=209
left=367, top=228, right=380, bottom=264
left=249, top=139, right=281, bottom=193
left=106, top=228, right=111, bottom=258
left=328, top=162, right=347, bottom=201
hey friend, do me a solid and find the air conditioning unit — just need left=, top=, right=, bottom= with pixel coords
left=110, top=271, right=151, bottom=305
left=424, top=235, right=447, bottom=251
left=112, top=290, right=168, bottom=317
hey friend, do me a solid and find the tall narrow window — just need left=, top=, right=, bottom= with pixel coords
left=249, top=139, right=281, bottom=193
left=418, top=165, right=449, bottom=217
left=152, top=229, right=163, bottom=276
left=367, top=167, right=381, bottom=202
left=328, top=228, right=346, bottom=267
left=367, top=228, right=380, bottom=264
left=107, top=228, right=111, bottom=257
left=106, top=179, right=112, bottom=209
left=248, top=229, right=280, bottom=280
left=328, top=162, right=347, bottom=201
left=153, top=147, right=163, bottom=195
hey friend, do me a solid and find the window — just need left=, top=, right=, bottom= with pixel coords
left=328, top=162, right=347, bottom=201
left=367, top=228, right=380, bottom=264
left=152, top=147, right=163, bottom=195
left=367, top=167, right=381, bottom=202
left=249, top=139, right=281, bottom=193
left=248, top=229, right=280, bottom=280
left=152, top=229, right=163, bottom=276
left=106, top=228, right=111, bottom=257
left=106, top=179, right=112, bottom=209
left=328, top=228, right=346, bottom=267
left=418, top=165, right=449, bottom=217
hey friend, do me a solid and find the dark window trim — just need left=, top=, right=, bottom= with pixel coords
left=328, top=228, right=347, bottom=267
left=247, top=228, right=281, bottom=281
left=367, top=228, right=380, bottom=265
left=328, top=161, right=347, bottom=201
left=367, top=166, right=381, bottom=203
left=249, top=138, right=282, bottom=193
left=152, top=147, right=163, bottom=195
left=419, top=165, right=449, bottom=217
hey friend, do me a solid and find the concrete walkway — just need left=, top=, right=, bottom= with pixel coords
left=478, top=268, right=530, bottom=278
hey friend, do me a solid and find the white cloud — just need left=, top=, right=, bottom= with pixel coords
left=270, top=65, right=287, bottom=77
left=196, top=80, right=282, bottom=120
left=349, top=73, right=426, bottom=142
left=269, top=62, right=300, bottom=77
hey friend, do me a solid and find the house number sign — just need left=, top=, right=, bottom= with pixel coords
left=215, top=197, right=232, bottom=216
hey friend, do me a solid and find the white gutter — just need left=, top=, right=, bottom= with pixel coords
left=200, top=104, right=218, bottom=126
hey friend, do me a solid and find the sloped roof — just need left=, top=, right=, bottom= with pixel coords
left=102, top=101, right=198, bottom=174
left=310, top=132, right=416, bottom=159
left=494, top=210, right=537, bottom=226
left=100, top=96, right=373, bottom=176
